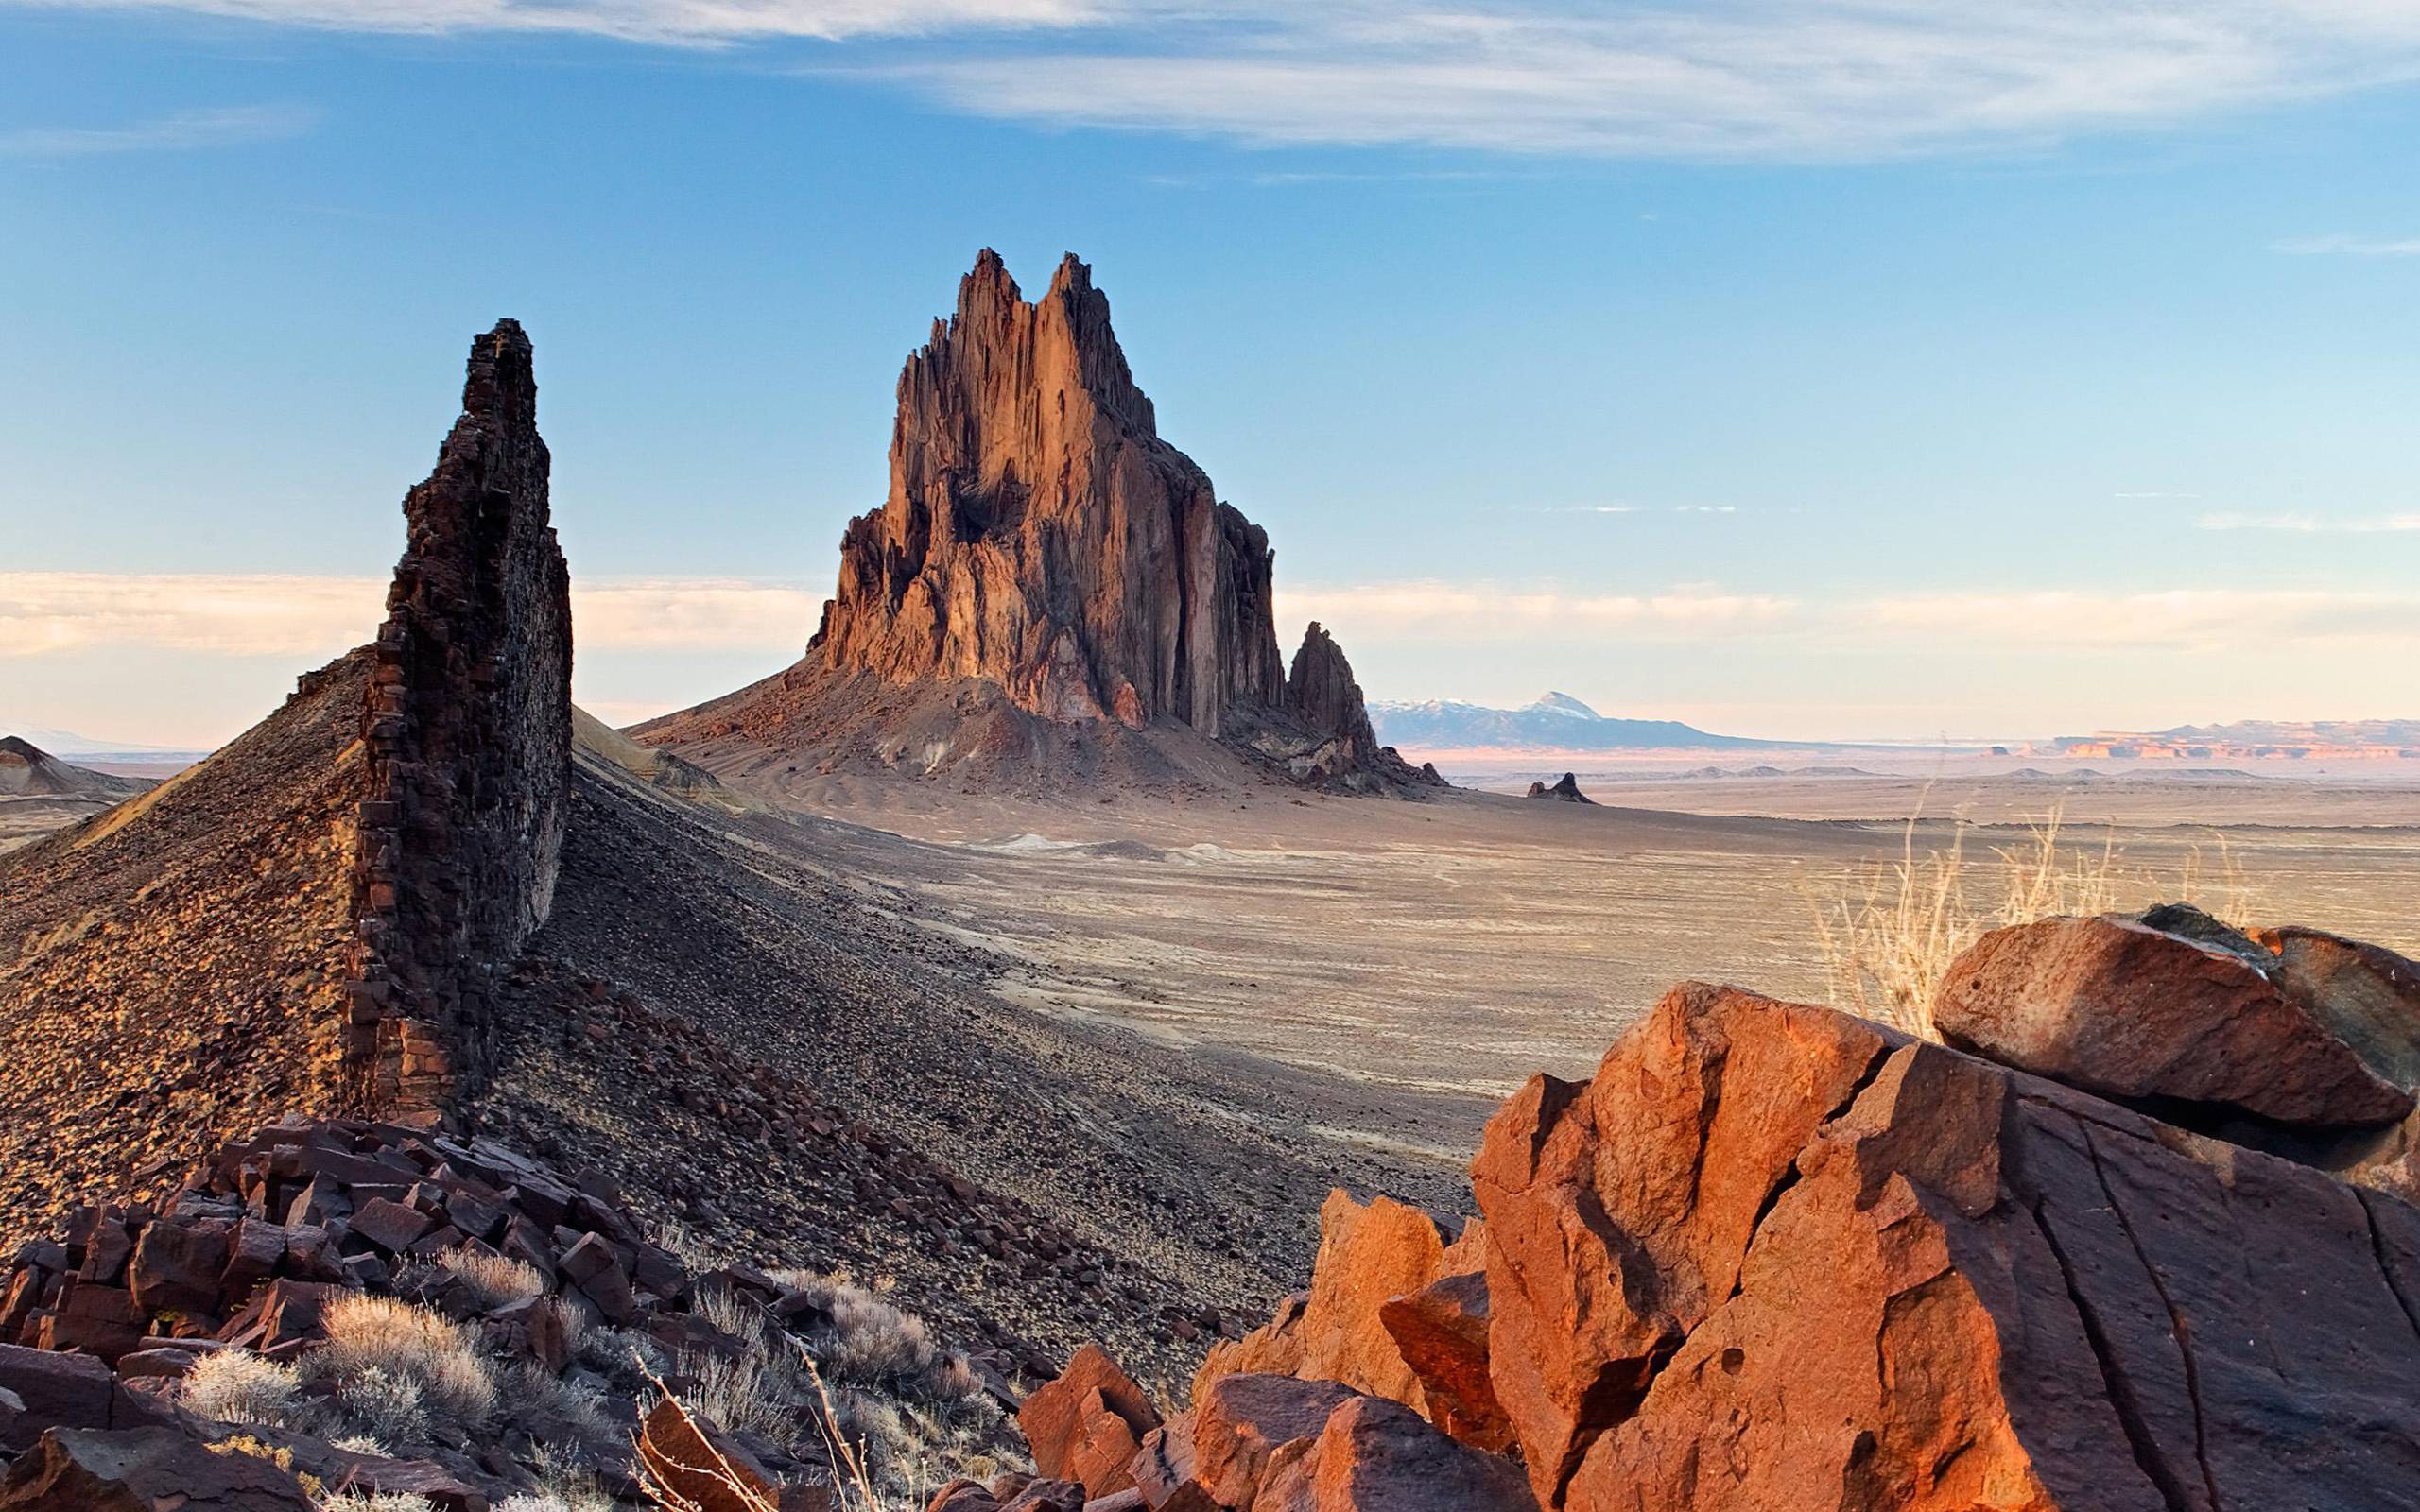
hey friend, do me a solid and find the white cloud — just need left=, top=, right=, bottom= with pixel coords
left=0, top=573, right=819, bottom=657
left=2196, top=511, right=2420, bottom=532
left=0, top=104, right=317, bottom=158
left=1858, top=587, right=2420, bottom=653
left=11, top=0, right=1091, bottom=42
left=1277, top=580, right=1798, bottom=643
left=19, top=0, right=2420, bottom=158
left=2272, top=233, right=2420, bottom=256
left=867, top=1, right=2420, bottom=159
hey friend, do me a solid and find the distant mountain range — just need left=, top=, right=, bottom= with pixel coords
left=0, top=720, right=194, bottom=759
left=1369, top=692, right=1779, bottom=752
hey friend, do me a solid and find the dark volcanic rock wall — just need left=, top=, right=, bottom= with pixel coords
left=810, top=251, right=1287, bottom=737
left=349, top=319, right=573, bottom=1120
left=1285, top=621, right=1382, bottom=762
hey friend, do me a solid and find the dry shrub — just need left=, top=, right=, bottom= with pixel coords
left=317, top=1494, right=437, bottom=1512
left=337, top=1365, right=431, bottom=1444
left=1811, top=804, right=2261, bottom=1040
left=435, top=1247, right=546, bottom=1310
left=661, top=1278, right=997, bottom=1506
left=310, top=1295, right=498, bottom=1434
left=182, top=1349, right=302, bottom=1427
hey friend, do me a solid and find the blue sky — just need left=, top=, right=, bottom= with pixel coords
left=3, top=0, right=2416, bottom=747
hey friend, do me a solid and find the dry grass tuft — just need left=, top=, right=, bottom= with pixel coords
left=182, top=1349, right=302, bottom=1427
left=433, top=1246, right=546, bottom=1310
left=309, top=1294, right=499, bottom=1434
left=1810, top=803, right=2260, bottom=1040
left=317, top=1493, right=437, bottom=1512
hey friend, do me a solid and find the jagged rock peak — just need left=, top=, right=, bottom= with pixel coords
left=814, top=250, right=1285, bottom=738
left=351, top=317, right=573, bottom=1119
left=1286, top=621, right=1377, bottom=751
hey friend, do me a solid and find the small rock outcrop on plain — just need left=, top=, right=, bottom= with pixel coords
left=647, top=251, right=1437, bottom=796
left=1524, top=773, right=1593, bottom=803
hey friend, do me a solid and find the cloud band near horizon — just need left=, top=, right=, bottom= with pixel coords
left=7, top=569, right=2414, bottom=657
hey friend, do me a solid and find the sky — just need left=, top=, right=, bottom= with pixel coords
left=2, top=0, right=2416, bottom=748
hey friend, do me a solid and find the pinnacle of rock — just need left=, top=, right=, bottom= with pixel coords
left=811, top=250, right=1285, bottom=739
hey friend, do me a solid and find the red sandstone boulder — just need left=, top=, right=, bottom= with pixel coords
left=1292, top=1192, right=1450, bottom=1410
left=1249, top=1395, right=1535, bottom=1512
left=1476, top=979, right=2420, bottom=1512
left=1933, top=909, right=2412, bottom=1130
left=1135, top=1374, right=1357, bottom=1510
left=1472, top=983, right=1890, bottom=1502
left=0, top=1426, right=316, bottom=1510
left=1193, top=1293, right=1306, bottom=1402
left=1376, top=1269, right=1510, bottom=1452
left=1019, top=1344, right=1162, bottom=1498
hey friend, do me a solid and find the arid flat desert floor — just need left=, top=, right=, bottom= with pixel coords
left=682, top=760, right=2420, bottom=1160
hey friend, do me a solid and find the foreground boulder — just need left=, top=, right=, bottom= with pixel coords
left=1252, top=1395, right=1533, bottom=1512
left=1475, top=979, right=2420, bottom=1511
left=1933, top=906, right=2413, bottom=1131
left=1019, top=1343, right=1162, bottom=1499
left=1194, top=1191, right=1499, bottom=1448
left=0, top=1426, right=315, bottom=1510
left=1375, top=1269, right=1509, bottom=1453
left=1133, top=1372, right=1528, bottom=1511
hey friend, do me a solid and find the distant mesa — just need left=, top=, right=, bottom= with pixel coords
left=1371, top=692, right=1772, bottom=755
left=1525, top=772, right=1594, bottom=804
left=642, top=250, right=1437, bottom=796
left=0, top=736, right=149, bottom=802
left=2046, top=718, right=2420, bottom=763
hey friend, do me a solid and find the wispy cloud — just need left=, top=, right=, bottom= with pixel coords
left=0, top=573, right=819, bottom=657
left=14, top=573, right=2419, bottom=709
left=2196, top=511, right=2420, bottom=533
left=20, top=1, right=2420, bottom=159
left=1278, top=580, right=1798, bottom=642
left=9, top=0, right=1091, bottom=43
left=0, top=104, right=317, bottom=159
left=1858, top=588, right=2420, bottom=653
left=2272, top=233, right=2420, bottom=257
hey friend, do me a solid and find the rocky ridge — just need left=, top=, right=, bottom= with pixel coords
left=348, top=318, right=573, bottom=1121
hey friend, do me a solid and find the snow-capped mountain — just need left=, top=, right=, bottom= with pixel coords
left=1368, top=692, right=1773, bottom=752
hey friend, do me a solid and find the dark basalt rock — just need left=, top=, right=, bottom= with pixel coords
left=1524, top=774, right=1592, bottom=804
left=348, top=319, right=574, bottom=1120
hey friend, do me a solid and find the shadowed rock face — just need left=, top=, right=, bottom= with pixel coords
left=1524, top=774, right=1593, bottom=804
left=813, top=250, right=1286, bottom=738
left=350, top=318, right=573, bottom=1119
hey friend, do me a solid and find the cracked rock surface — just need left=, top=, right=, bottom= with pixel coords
left=1472, top=981, right=2420, bottom=1512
